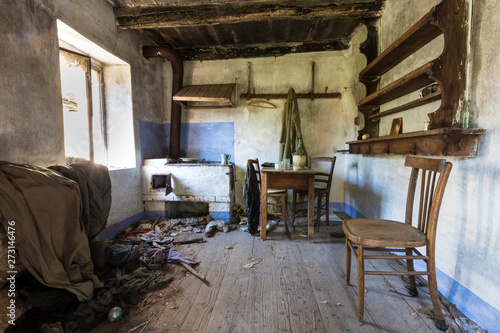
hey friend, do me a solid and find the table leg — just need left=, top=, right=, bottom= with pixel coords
left=261, top=172, right=268, bottom=240
left=307, top=174, right=315, bottom=243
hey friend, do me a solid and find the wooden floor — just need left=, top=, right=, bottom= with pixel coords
left=92, top=216, right=463, bottom=333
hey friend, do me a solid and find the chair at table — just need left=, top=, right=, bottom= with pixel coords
left=247, top=158, right=289, bottom=233
left=291, top=156, right=336, bottom=230
left=343, top=156, right=452, bottom=331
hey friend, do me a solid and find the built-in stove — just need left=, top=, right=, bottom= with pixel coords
left=141, top=158, right=235, bottom=221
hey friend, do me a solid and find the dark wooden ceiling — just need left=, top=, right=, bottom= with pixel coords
left=109, top=0, right=385, bottom=60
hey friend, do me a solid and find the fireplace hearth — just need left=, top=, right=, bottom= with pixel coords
left=141, top=158, right=235, bottom=221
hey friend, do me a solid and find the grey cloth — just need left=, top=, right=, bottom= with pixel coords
left=0, top=162, right=102, bottom=301
left=138, top=247, right=167, bottom=270
left=105, top=244, right=138, bottom=268
left=139, top=247, right=198, bottom=268
left=166, top=247, right=197, bottom=265
left=279, top=88, right=306, bottom=161
left=49, top=161, right=111, bottom=240
left=106, top=244, right=198, bottom=270
left=244, top=163, right=260, bottom=235
left=141, top=230, right=173, bottom=244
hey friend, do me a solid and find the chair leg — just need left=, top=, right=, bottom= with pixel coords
left=428, top=257, right=447, bottom=331
left=280, top=194, right=290, bottom=235
left=357, top=244, right=365, bottom=321
left=316, top=195, right=322, bottom=231
left=406, top=248, right=418, bottom=296
left=325, top=194, right=330, bottom=226
left=345, top=239, right=351, bottom=285
left=292, top=191, right=297, bottom=227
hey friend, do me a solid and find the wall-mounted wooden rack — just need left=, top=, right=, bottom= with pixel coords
left=240, top=62, right=341, bottom=101
left=348, top=0, right=484, bottom=156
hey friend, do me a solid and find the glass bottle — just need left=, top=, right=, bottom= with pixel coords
left=460, top=101, right=477, bottom=129
left=460, top=101, right=470, bottom=129
left=295, top=138, right=305, bottom=155
left=468, top=101, right=477, bottom=128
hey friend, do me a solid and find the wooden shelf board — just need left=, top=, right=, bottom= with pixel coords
left=346, top=128, right=485, bottom=157
left=174, top=83, right=236, bottom=109
left=239, top=92, right=341, bottom=100
left=368, top=91, right=441, bottom=120
left=359, top=63, right=435, bottom=107
left=360, top=10, right=442, bottom=77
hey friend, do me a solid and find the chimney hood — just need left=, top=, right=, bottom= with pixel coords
left=173, top=83, right=236, bottom=109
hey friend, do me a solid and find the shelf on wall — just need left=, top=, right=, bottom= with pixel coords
left=359, top=10, right=442, bottom=78
left=346, top=128, right=485, bottom=157
left=368, top=91, right=442, bottom=120
left=173, top=83, right=236, bottom=109
left=358, top=63, right=435, bottom=107
left=353, top=0, right=486, bottom=155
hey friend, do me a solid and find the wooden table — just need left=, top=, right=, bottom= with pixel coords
left=261, top=167, right=317, bottom=243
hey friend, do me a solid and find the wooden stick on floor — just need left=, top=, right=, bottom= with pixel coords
left=180, top=262, right=207, bottom=282
left=172, top=237, right=205, bottom=245
left=151, top=215, right=162, bottom=230
left=313, top=310, right=316, bottom=329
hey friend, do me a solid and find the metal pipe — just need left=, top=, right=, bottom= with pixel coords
left=143, top=46, right=183, bottom=159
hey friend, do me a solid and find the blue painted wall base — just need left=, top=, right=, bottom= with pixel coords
left=412, top=259, right=498, bottom=332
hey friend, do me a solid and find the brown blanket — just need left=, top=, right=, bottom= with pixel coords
left=0, top=162, right=102, bottom=301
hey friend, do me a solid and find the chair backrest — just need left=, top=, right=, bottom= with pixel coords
left=247, top=158, right=261, bottom=190
left=404, top=156, right=452, bottom=242
left=309, top=156, right=336, bottom=192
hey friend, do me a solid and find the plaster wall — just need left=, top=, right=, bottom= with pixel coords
left=0, top=0, right=164, bottom=225
left=162, top=50, right=360, bottom=208
left=345, top=0, right=500, bottom=330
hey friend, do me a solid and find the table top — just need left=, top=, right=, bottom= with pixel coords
left=261, top=167, right=317, bottom=175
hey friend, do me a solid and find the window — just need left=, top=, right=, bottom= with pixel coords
left=57, top=20, right=135, bottom=169
left=59, top=49, right=106, bottom=164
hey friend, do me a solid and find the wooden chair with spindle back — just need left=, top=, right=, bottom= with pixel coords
left=342, top=156, right=452, bottom=331
left=247, top=158, right=289, bottom=234
left=292, top=156, right=336, bottom=230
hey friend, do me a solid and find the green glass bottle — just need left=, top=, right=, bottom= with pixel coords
left=293, top=138, right=306, bottom=170
left=294, top=138, right=305, bottom=155
left=460, top=101, right=471, bottom=129
left=460, top=101, right=477, bottom=129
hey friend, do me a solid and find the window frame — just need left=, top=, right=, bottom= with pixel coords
left=59, top=47, right=107, bottom=163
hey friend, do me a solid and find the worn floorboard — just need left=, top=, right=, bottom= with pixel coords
left=91, top=215, right=468, bottom=333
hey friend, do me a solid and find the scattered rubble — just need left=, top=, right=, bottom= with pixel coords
left=11, top=212, right=242, bottom=332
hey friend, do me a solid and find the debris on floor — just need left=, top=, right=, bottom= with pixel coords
left=243, top=258, right=263, bottom=269
left=8, top=213, right=235, bottom=332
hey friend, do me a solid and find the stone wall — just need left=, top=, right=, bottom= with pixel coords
left=0, top=0, right=164, bottom=225
left=159, top=46, right=367, bottom=208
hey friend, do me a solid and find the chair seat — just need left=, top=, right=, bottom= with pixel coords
left=342, top=219, right=426, bottom=248
left=268, top=189, right=287, bottom=195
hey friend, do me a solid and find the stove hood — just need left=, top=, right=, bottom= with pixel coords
left=173, top=83, right=236, bottom=109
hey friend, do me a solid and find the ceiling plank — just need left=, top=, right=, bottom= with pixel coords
left=116, top=2, right=384, bottom=29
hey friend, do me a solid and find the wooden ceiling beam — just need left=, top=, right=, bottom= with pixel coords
left=116, top=2, right=384, bottom=29
left=175, top=40, right=350, bottom=60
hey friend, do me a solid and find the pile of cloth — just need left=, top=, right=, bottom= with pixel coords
left=0, top=161, right=111, bottom=302
left=104, top=242, right=197, bottom=271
